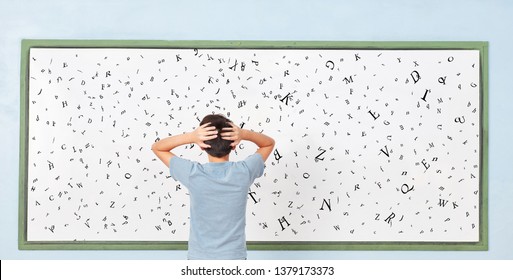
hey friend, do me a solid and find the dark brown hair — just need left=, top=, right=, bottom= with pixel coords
left=199, top=114, right=233, bottom=158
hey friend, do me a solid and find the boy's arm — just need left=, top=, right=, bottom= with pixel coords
left=151, top=123, right=217, bottom=167
left=222, top=123, right=275, bottom=162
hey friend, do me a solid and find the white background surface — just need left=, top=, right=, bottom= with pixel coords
left=26, top=48, right=481, bottom=242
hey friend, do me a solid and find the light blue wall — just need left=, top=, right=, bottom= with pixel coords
left=1, top=0, right=512, bottom=259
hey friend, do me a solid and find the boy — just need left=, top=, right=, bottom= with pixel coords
left=151, top=114, right=275, bottom=260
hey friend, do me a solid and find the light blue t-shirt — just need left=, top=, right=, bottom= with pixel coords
left=169, top=153, right=264, bottom=260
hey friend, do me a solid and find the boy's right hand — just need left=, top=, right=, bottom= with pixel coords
left=221, top=122, right=243, bottom=148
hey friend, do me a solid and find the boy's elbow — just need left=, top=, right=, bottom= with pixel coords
left=151, top=142, right=159, bottom=153
left=270, top=138, right=276, bottom=148
left=268, top=137, right=275, bottom=148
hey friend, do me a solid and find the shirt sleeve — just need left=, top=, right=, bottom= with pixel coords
left=243, top=153, right=265, bottom=181
left=169, top=156, right=195, bottom=186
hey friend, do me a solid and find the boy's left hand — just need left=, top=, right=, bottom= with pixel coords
left=192, top=123, right=218, bottom=149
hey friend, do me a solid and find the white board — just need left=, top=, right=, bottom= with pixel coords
left=25, top=46, right=483, bottom=244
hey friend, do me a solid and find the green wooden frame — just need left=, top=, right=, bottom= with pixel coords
left=19, top=40, right=488, bottom=250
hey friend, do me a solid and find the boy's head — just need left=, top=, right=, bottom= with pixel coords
left=200, top=114, right=233, bottom=158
